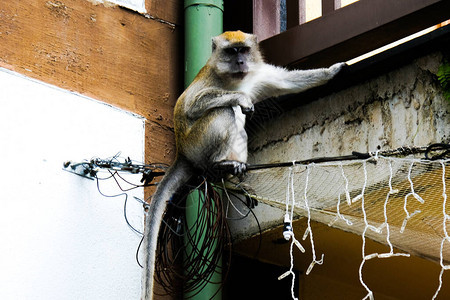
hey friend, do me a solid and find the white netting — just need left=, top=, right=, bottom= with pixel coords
left=240, top=155, right=450, bottom=299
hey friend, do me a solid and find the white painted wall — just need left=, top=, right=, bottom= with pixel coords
left=0, top=68, right=145, bottom=299
left=99, top=0, right=146, bottom=13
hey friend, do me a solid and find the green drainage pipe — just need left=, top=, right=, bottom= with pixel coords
left=184, top=188, right=223, bottom=299
left=184, top=0, right=224, bottom=87
left=184, top=1, right=223, bottom=299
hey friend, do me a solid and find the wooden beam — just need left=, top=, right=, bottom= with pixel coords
left=260, top=0, right=450, bottom=68
left=146, top=0, right=182, bottom=25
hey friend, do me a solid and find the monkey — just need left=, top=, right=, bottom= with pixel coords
left=141, top=30, right=346, bottom=299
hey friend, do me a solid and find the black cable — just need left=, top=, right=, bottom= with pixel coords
left=245, top=153, right=371, bottom=171
left=153, top=179, right=234, bottom=298
left=136, top=235, right=145, bottom=268
left=151, top=177, right=262, bottom=298
left=69, top=145, right=449, bottom=297
left=425, top=143, right=450, bottom=160
left=245, top=143, right=449, bottom=171
left=95, top=173, right=143, bottom=236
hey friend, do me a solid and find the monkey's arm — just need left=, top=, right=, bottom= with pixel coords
left=248, top=62, right=346, bottom=102
left=184, top=88, right=254, bottom=119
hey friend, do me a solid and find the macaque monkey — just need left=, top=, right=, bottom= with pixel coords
left=142, top=30, right=346, bottom=299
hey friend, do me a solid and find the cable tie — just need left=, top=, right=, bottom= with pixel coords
left=293, top=238, right=306, bottom=253
left=411, top=209, right=421, bottom=218
left=400, top=218, right=408, bottom=234
left=352, top=194, right=363, bottom=203
left=400, top=210, right=420, bottom=234
left=302, top=227, right=309, bottom=241
left=306, top=262, right=315, bottom=275
left=345, top=191, right=352, bottom=206
left=278, top=270, right=291, bottom=281
left=306, top=254, right=324, bottom=275
left=411, top=193, right=425, bottom=204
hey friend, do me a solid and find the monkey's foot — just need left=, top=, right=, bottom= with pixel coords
left=212, top=160, right=247, bottom=176
left=241, top=103, right=254, bottom=115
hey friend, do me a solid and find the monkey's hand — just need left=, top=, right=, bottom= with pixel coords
left=328, top=62, right=347, bottom=77
left=238, top=95, right=254, bottom=115
left=212, top=160, right=247, bottom=176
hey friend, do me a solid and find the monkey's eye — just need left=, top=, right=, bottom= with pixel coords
left=224, top=47, right=250, bottom=55
left=238, top=47, right=250, bottom=54
left=224, top=47, right=238, bottom=55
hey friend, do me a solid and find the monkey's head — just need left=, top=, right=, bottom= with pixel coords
left=209, top=31, right=263, bottom=81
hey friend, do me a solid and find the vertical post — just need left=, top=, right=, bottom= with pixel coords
left=299, top=0, right=307, bottom=25
left=184, top=1, right=223, bottom=299
left=252, top=0, right=281, bottom=41
left=322, top=0, right=335, bottom=15
left=286, top=0, right=301, bottom=28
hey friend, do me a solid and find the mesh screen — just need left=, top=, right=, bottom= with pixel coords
left=238, top=155, right=450, bottom=298
left=241, top=156, right=449, bottom=264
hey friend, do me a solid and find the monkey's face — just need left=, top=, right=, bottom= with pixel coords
left=210, top=31, right=262, bottom=81
left=222, top=46, right=250, bottom=79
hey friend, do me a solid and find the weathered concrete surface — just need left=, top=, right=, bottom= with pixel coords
left=249, top=52, right=449, bottom=163
left=229, top=51, right=450, bottom=240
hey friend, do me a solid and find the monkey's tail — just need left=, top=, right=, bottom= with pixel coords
left=141, top=158, right=192, bottom=300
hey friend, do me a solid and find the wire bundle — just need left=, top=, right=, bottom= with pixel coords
left=154, top=179, right=233, bottom=298
left=65, top=154, right=259, bottom=297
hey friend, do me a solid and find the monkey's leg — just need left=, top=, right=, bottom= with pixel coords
left=183, top=107, right=245, bottom=174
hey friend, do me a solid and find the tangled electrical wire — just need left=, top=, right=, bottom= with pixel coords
left=63, top=154, right=169, bottom=264
left=63, top=143, right=449, bottom=297
left=153, top=175, right=260, bottom=298
left=63, top=154, right=260, bottom=298
left=155, top=179, right=226, bottom=297
left=152, top=143, right=449, bottom=297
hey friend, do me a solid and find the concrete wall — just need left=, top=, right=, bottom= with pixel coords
left=229, top=51, right=449, bottom=240
left=229, top=49, right=450, bottom=300
left=249, top=51, right=449, bottom=165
